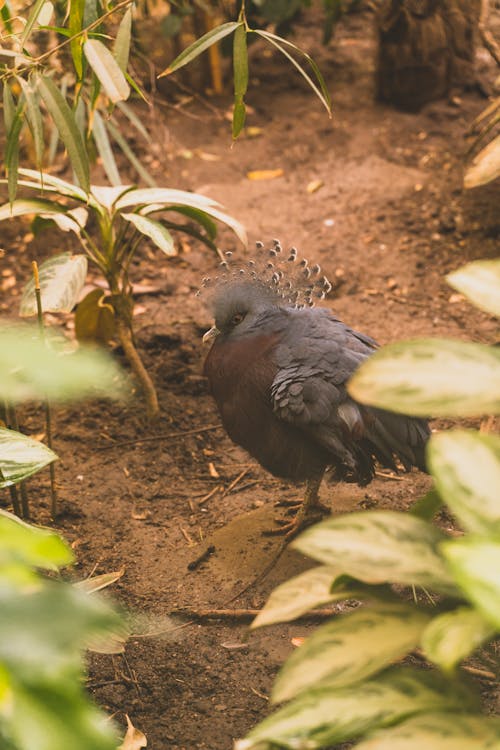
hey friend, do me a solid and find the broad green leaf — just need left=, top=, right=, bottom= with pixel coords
left=254, top=29, right=332, bottom=115
left=160, top=205, right=217, bottom=241
left=106, top=119, right=156, bottom=186
left=18, top=167, right=89, bottom=201
left=355, top=712, right=500, bottom=750
left=428, top=430, right=500, bottom=535
left=252, top=565, right=346, bottom=628
left=114, top=7, right=132, bottom=73
left=0, top=197, right=61, bottom=221
left=421, top=607, right=494, bottom=673
left=84, top=39, right=130, bottom=103
left=159, top=21, right=241, bottom=77
left=0, top=324, right=126, bottom=402
left=20, top=252, right=88, bottom=316
left=17, top=77, right=44, bottom=168
left=20, top=0, right=48, bottom=46
left=441, top=537, right=500, bottom=629
left=235, top=668, right=474, bottom=750
left=115, top=187, right=219, bottom=210
left=294, top=511, right=457, bottom=595
left=90, top=183, right=132, bottom=210
left=409, top=490, right=443, bottom=521
left=447, top=259, right=500, bottom=317
left=272, top=604, right=430, bottom=703
left=36, top=76, right=90, bottom=192
left=0, top=509, right=72, bottom=568
left=121, top=213, right=176, bottom=255
left=232, top=23, right=248, bottom=139
left=75, top=289, right=115, bottom=344
left=464, top=133, right=500, bottom=188
left=69, top=0, right=85, bottom=78
left=348, top=338, right=500, bottom=417
left=0, top=428, right=57, bottom=487
left=91, top=109, right=122, bottom=186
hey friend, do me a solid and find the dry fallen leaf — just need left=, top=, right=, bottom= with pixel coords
left=306, top=179, right=324, bottom=194
left=247, top=169, right=284, bottom=181
left=291, top=637, right=306, bottom=648
left=208, top=461, right=220, bottom=478
left=119, top=714, right=147, bottom=750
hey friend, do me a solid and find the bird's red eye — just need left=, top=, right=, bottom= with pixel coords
left=231, top=312, right=244, bottom=326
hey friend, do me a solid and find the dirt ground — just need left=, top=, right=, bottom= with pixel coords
left=2, top=7, right=500, bottom=750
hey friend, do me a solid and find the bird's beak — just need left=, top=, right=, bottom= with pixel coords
left=202, top=325, right=220, bottom=344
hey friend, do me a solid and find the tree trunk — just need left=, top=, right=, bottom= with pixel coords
left=375, top=0, right=481, bottom=110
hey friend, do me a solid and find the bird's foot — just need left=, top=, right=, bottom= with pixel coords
left=264, top=501, right=330, bottom=540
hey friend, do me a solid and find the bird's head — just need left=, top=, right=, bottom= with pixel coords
left=203, top=280, right=283, bottom=343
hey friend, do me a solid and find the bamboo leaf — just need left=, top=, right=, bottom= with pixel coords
left=84, top=39, right=130, bottom=103
left=235, top=668, right=475, bottom=750
left=0, top=428, right=57, bottom=488
left=20, top=0, right=48, bottom=46
left=441, top=537, right=500, bottom=629
left=121, top=213, right=176, bottom=255
left=20, top=253, right=88, bottom=316
left=91, top=109, right=122, bottom=186
left=5, top=95, right=25, bottom=203
left=272, top=604, right=430, bottom=703
left=115, top=101, right=150, bottom=142
left=355, top=712, right=500, bottom=750
left=254, top=29, right=332, bottom=115
left=428, top=430, right=500, bottom=535
left=232, top=23, right=248, bottom=139
left=106, top=119, right=156, bottom=186
left=17, top=77, right=44, bottom=168
left=348, top=338, right=500, bottom=417
left=114, top=7, right=132, bottom=73
left=3, top=80, right=15, bottom=131
left=447, top=258, right=500, bottom=317
left=233, top=98, right=246, bottom=140
left=294, top=511, right=457, bottom=595
left=69, top=0, right=85, bottom=79
left=252, top=566, right=348, bottom=628
left=36, top=75, right=90, bottom=192
left=421, top=607, right=494, bottom=673
left=159, top=21, right=241, bottom=77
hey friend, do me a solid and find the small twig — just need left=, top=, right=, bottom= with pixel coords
left=221, top=468, right=250, bottom=497
left=32, top=261, right=58, bottom=519
left=479, top=0, right=500, bottom=68
left=187, top=545, right=216, bottom=571
left=172, top=607, right=341, bottom=621
left=374, top=470, right=405, bottom=481
left=197, top=485, right=221, bottom=506
left=180, top=526, right=195, bottom=546
left=461, top=665, right=496, bottom=681
left=100, top=424, right=222, bottom=450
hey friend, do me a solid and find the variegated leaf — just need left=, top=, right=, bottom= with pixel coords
left=0, top=428, right=57, bottom=488
left=421, top=607, right=494, bottom=672
left=20, top=253, right=88, bottom=316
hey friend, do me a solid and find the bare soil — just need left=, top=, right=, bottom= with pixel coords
left=2, top=8, right=500, bottom=749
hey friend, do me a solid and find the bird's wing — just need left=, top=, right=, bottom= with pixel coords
left=271, top=310, right=429, bottom=479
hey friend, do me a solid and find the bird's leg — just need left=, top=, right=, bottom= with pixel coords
left=266, top=471, right=329, bottom=539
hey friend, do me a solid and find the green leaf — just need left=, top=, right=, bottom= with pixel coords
left=17, top=77, right=44, bottom=169
left=115, top=187, right=219, bottom=210
left=0, top=428, right=57, bottom=487
left=409, top=490, right=443, bottom=521
left=75, top=289, right=115, bottom=344
left=91, top=109, right=122, bottom=186
left=18, top=167, right=89, bottom=201
left=0, top=324, right=126, bottom=402
left=464, top=132, right=500, bottom=188
left=20, top=0, right=48, bottom=46
left=160, top=205, right=217, bottom=240
left=272, top=604, right=430, bottom=703
left=348, top=338, right=500, bottom=417
left=159, top=21, right=241, bottom=77
left=447, top=258, right=500, bottom=317
left=428, top=430, right=500, bottom=535
left=441, top=536, right=500, bottom=629
left=0, top=197, right=64, bottom=221
left=69, top=0, right=85, bottom=78
left=232, top=23, right=248, bottom=139
left=36, top=76, right=90, bottom=193
left=0, top=509, right=72, bottom=568
left=252, top=566, right=348, bottom=628
left=293, top=511, right=457, bottom=595
left=3, top=80, right=15, bottom=131
left=254, top=29, right=332, bottom=116
left=233, top=98, right=246, bottom=140
left=121, top=212, right=176, bottom=255
left=114, top=7, right=132, bottom=73
left=421, top=607, right=494, bottom=673
left=20, top=253, right=88, bottom=316
left=83, top=39, right=130, bottom=103
left=195, top=204, right=247, bottom=246
left=355, top=712, right=500, bottom=750
left=5, top=95, right=25, bottom=203
left=235, top=668, right=475, bottom=750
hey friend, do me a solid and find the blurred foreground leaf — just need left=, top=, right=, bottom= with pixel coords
left=447, top=259, right=500, bottom=317
left=0, top=428, right=57, bottom=488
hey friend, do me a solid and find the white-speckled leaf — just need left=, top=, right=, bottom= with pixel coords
left=20, top=253, right=88, bottom=316
left=441, top=537, right=500, bottom=629
left=252, top=566, right=347, bottom=628
left=348, top=338, right=500, bottom=417
left=355, top=712, right=500, bottom=750
left=0, top=427, right=57, bottom=487
left=272, top=604, right=430, bottom=703
left=428, top=430, right=500, bottom=535
left=235, top=669, right=474, bottom=750
left=121, top=213, right=176, bottom=255
left=293, top=511, right=457, bottom=595
left=464, top=133, right=500, bottom=188
left=447, top=259, right=500, bottom=317
left=421, top=607, right=494, bottom=673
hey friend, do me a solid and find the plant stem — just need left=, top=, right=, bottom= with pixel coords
left=4, top=402, right=29, bottom=518
left=32, top=261, right=58, bottom=519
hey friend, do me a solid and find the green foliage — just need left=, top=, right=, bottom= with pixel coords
left=239, top=258, right=500, bottom=749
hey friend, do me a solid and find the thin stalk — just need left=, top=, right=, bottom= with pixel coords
left=5, top=402, right=29, bottom=518
left=32, top=260, right=58, bottom=519
left=1, top=400, right=22, bottom=516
